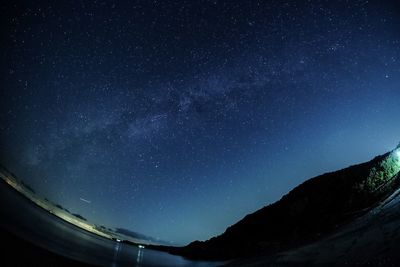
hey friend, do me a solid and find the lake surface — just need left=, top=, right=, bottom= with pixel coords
left=0, top=180, right=220, bottom=267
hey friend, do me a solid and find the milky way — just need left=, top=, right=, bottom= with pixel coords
left=1, top=1, right=400, bottom=244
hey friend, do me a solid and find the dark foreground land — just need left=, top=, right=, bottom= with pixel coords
left=227, top=185, right=400, bottom=266
left=1, top=229, right=96, bottom=267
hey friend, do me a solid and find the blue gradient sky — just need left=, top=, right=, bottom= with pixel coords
left=1, top=1, right=400, bottom=245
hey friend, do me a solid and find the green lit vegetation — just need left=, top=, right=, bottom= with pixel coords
left=361, top=149, right=400, bottom=193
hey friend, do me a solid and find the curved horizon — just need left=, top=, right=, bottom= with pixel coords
left=1, top=1, right=400, bottom=245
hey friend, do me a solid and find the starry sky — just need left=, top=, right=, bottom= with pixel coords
left=1, top=1, right=400, bottom=245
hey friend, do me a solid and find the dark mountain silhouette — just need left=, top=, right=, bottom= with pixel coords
left=152, top=145, right=400, bottom=260
left=115, top=228, right=172, bottom=245
left=115, top=227, right=150, bottom=240
left=72, top=213, right=87, bottom=221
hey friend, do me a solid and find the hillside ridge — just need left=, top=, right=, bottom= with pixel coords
left=152, top=145, right=400, bottom=260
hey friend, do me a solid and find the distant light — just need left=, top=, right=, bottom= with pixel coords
left=138, top=244, right=145, bottom=249
left=116, top=238, right=121, bottom=242
left=395, top=149, right=400, bottom=159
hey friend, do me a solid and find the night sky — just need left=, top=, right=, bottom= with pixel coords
left=1, top=1, right=400, bottom=245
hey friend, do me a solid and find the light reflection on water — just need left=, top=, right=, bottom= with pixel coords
left=137, top=248, right=144, bottom=265
left=111, top=243, right=121, bottom=267
left=0, top=180, right=221, bottom=267
left=110, top=242, right=146, bottom=267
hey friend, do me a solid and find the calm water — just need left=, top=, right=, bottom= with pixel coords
left=0, top=180, right=221, bottom=267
